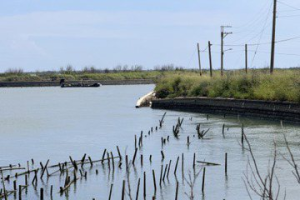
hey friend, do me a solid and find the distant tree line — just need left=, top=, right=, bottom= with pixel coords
left=2, top=64, right=187, bottom=75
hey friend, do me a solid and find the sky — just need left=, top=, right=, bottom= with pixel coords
left=0, top=0, right=300, bottom=72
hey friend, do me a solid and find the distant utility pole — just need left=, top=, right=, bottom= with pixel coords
left=208, top=41, right=213, bottom=77
left=270, top=0, right=277, bottom=74
left=221, top=26, right=232, bottom=76
left=245, top=44, right=248, bottom=74
left=197, top=43, right=202, bottom=76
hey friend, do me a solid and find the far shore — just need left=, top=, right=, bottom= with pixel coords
left=0, top=79, right=155, bottom=87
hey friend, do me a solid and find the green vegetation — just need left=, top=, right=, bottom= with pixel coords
left=1, top=66, right=299, bottom=103
left=0, top=65, right=182, bottom=82
left=155, top=69, right=300, bottom=103
left=0, top=70, right=163, bottom=82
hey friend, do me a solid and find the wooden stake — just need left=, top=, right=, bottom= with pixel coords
left=19, top=185, right=22, bottom=200
left=143, top=172, right=146, bottom=199
left=132, top=148, right=138, bottom=165
left=161, top=151, right=165, bottom=161
left=241, top=124, right=244, bottom=146
left=50, top=185, right=53, bottom=198
left=152, top=170, right=157, bottom=194
left=202, top=167, right=206, bottom=193
left=174, top=156, right=179, bottom=175
left=13, top=180, right=17, bottom=191
left=116, top=146, right=122, bottom=160
left=101, top=149, right=107, bottom=164
left=225, top=153, right=228, bottom=176
left=162, top=164, right=168, bottom=182
left=193, top=153, right=196, bottom=170
left=181, top=153, right=184, bottom=176
left=159, top=165, right=163, bottom=187
left=122, top=180, right=126, bottom=200
left=167, top=160, right=172, bottom=178
left=25, top=175, right=28, bottom=186
left=125, top=155, right=129, bottom=173
left=175, top=181, right=179, bottom=200
left=40, top=188, right=44, bottom=200
left=108, top=183, right=113, bottom=200
left=136, top=178, right=140, bottom=200
left=88, top=156, right=93, bottom=167
left=107, top=152, right=111, bottom=170
left=111, top=152, right=115, bottom=170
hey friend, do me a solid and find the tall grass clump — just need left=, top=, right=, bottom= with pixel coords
left=155, top=69, right=300, bottom=103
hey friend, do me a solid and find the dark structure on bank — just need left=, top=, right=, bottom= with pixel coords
left=151, top=97, right=300, bottom=124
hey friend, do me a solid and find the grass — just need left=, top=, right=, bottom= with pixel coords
left=0, top=71, right=163, bottom=82
left=0, top=69, right=195, bottom=83
left=154, top=69, right=300, bottom=103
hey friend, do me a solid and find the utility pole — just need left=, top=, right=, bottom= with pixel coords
left=221, top=26, right=232, bottom=76
left=208, top=41, right=213, bottom=77
left=245, top=44, right=248, bottom=74
left=197, top=43, right=202, bottom=76
left=270, top=0, right=277, bottom=74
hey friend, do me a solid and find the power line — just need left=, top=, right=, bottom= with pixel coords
left=231, top=1, right=273, bottom=43
left=250, top=1, right=273, bottom=68
left=278, top=9, right=300, bottom=12
left=248, top=50, right=300, bottom=57
left=278, top=14, right=300, bottom=18
left=211, top=35, right=300, bottom=47
left=278, top=1, right=300, bottom=11
left=276, top=36, right=300, bottom=43
left=234, top=0, right=271, bottom=30
left=186, top=49, right=197, bottom=69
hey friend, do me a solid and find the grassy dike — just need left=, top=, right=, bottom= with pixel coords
left=154, top=69, right=300, bottom=103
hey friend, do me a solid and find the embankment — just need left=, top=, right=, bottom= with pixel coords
left=151, top=97, right=300, bottom=124
left=0, top=79, right=154, bottom=87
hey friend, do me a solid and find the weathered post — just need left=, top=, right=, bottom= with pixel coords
left=101, top=149, right=107, bottom=164
left=40, top=188, right=44, bottom=200
left=122, top=180, right=126, bottom=200
left=152, top=170, right=157, bottom=195
left=108, top=183, right=113, bottom=200
left=202, top=167, right=206, bottom=194
left=159, top=165, right=163, bottom=187
left=143, top=172, right=146, bottom=199
left=167, top=160, right=172, bottom=178
left=175, top=181, right=179, bottom=200
left=116, top=146, right=122, bottom=160
left=18, top=185, right=22, bottom=200
left=136, top=178, right=140, bottom=200
left=174, top=156, right=179, bottom=175
left=132, top=148, right=138, bottom=165
left=141, top=154, right=144, bottom=167
left=193, top=153, right=196, bottom=170
left=225, top=153, right=228, bottom=176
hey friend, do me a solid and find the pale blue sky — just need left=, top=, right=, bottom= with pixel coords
left=0, top=0, right=300, bottom=72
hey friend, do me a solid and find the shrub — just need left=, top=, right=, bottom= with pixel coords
left=155, top=69, right=300, bottom=103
